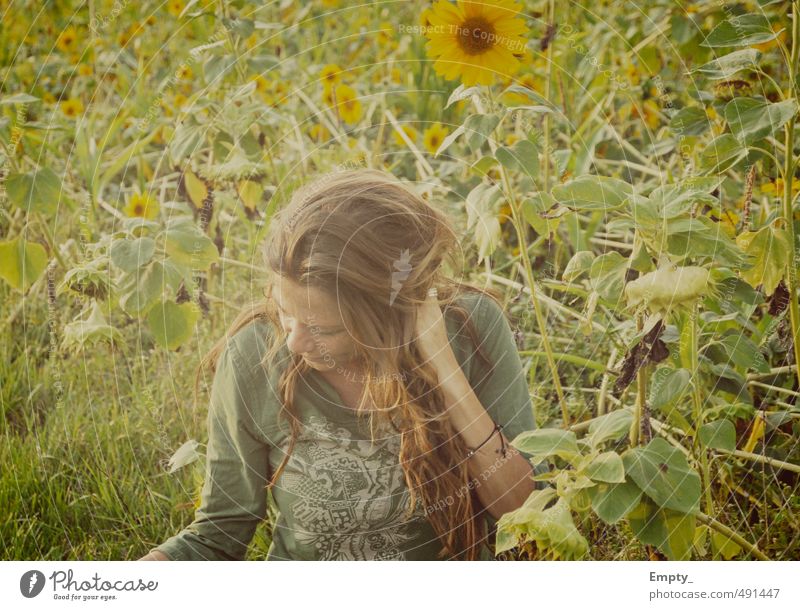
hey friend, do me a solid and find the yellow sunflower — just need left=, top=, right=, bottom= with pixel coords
left=123, top=192, right=159, bottom=219
left=271, top=81, right=288, bottom=107
left=251, top=75, right=270, bottom=94
left=167, top=0, right=185, bottom=17
left=424, top=0, right=529, bottom=87
left=377, top=21, right=395, bottom=46
left=325, top=84, right=362, bottom=124
left=60, top=98, right=84, bottom=118
left=423, top=122, right=449, bottom=154
left=56, top=26, right=78, bottom=53
left=320, top=64, right=344, bottom=89
left=308, top=123, right=331, bottom=143
left=393, top=125, right=419, bottom=146
left=751, top=22, right=787, bottom=52
left=761, top=177, right=800, bottom=197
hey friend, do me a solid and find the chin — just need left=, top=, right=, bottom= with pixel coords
left=304, top=356, right=331, bottom=367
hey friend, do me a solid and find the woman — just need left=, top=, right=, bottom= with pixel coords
left=140, top=168, right=544, bottom=561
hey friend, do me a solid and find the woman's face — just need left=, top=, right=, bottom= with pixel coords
left=274, top=276, right=361, bottom=372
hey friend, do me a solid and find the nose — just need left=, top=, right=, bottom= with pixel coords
left=285, top=322, right=319, bottom=355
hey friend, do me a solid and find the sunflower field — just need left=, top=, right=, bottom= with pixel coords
left=1, top=0, right=800, bottom=561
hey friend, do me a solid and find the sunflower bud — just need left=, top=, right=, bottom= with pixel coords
left=625, top=265, right=713, bottom=314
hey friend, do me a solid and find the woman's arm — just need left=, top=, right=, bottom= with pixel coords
left=417, top=292, right=541, bottom=520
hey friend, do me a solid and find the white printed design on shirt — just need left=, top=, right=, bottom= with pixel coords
left=278, top=414, right=429, bottom=560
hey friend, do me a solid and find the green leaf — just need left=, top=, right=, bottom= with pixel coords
left=520, top=192, right=564, bottom=237
left=109, top=237, right=156, bottom=273
left=501, top=84, right=554, bottom=108
left=1, top=93, right=40, bottom=105
left=495, top=487, right=557, bottom=553
left=698, top=419, right=736, bottom=452
left=586, top=409, right=634, bottom=448
left=203, top=54, right=237, bottom=85
left=464, top=183, right=503, bottom=263
left=736, top=220, right=791, bottom=296
left=495, top=139, right=538, bottom=179
left=164, top=218, right=220, bottom=270
left=62, top=301, right=123, bottom=352
left=591, top=478, right=642, bottom=524
left=716, top=334, right=770, bottom=373
left=711, top=530, right=742, bottom=560
left=669, top=107, right=711, bottom=136
left=169, top=121, right=205, bottom=164
left=698, top=134, right=748, bottom=175
left=649, top=367, right=692, bottom=410
left=496, top=493, right=590, bottom=559
left=146, top=300, right=200, bottom=350
left=0, top=238, right=48, bottom=292
left=445, top=84, right=481, bottom=109
left=622, top=437, right=701, bottom=514
left=464, top=114, right=500, bottom=153
left=562, top=251, right=594, bottom=282
left=628, top=498, right=696, bottom=560
left=167, top=439, right=201, bottom=473
left=701, top=14, right=782, bottom=48
left=469, top=155, right=498, bottom=177
left=511, top=428, right=581, bottom=461
left=667, top=215, right=749, bottom=267
left=583, top=451, right=625, bottom=483
left=551, top=175, right=633, bottom=212
left=724, top=98, right=798, bottom=145
left=5, top=167, right=63, bottom=215
left=589, top=251, right=628, bottom=304
left=118, top=260, right=184, bottom=316
left=647, top=183, right=718, bottom=221
left=693, top=49, right=761, bottom=79
left=434, top=124, right=466, bottom=157
left=97, top=128, right=159, bottom=195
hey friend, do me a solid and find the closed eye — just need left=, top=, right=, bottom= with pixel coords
left=277, top=305, right=342, bottom=334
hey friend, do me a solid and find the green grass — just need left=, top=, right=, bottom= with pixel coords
left=0, top=292, right=274, bottom=560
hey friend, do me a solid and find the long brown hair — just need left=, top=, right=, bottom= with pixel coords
left=198, top=168, right=510, bottom=559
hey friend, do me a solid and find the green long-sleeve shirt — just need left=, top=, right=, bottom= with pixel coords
left=150, top=291, right=546, bottom=560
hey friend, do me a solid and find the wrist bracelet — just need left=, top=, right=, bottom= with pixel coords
left=465, top=422, right=508, bottom=459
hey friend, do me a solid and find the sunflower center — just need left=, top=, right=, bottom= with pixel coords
left=457, top=17, right=496, bottom=55
left=133, top=204, right=144, bottom=216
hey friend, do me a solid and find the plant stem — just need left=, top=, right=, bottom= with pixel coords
left=35, top=212, right=67, bottom=269
left=783, top=0, right=800, bottom=389
left=715, top=447, right=800, bottom=474
left=688, top=303, right=715, bottom=553
left=630, top=315, right=645, bottom=447
left=519, top=350, right=608, bottom=372
left=695, top=512, right=770, bottom=561
left=476, top=89, right=570, bottom=426
left=542, top=0, right=556, bottom=193
left=503, top=167, right=569, bottom=426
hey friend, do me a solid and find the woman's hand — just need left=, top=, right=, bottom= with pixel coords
left=414, top=288, right=457, bottom=371
left=138, top=550, right=170, bottom=561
